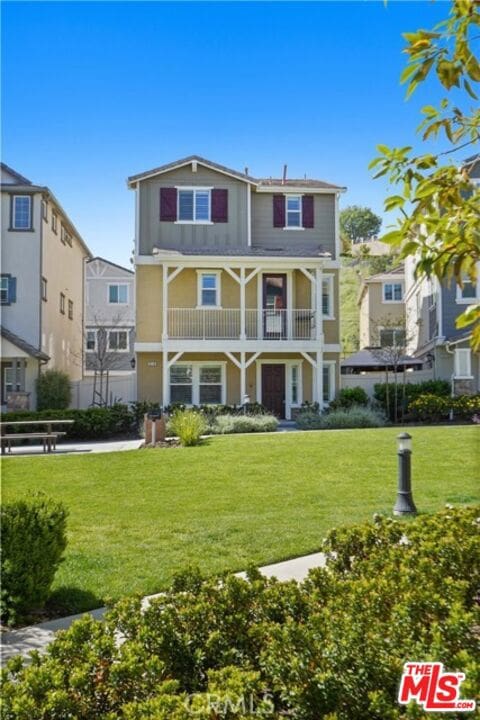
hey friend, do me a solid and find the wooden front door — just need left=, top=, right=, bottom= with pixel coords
left=261, top=364, right=285, bottom=418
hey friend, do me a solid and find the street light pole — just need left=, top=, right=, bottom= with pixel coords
left=393, top=432, right=417, bottom=516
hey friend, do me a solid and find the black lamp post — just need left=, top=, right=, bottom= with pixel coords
left=393, top=432, right=417, bottom=516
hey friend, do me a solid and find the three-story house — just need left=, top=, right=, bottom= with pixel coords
left=129, top=155, right=345, bottom=418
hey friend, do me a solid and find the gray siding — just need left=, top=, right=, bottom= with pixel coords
left=85, top=327, right=135, bottom=371
left=139, top=165, right=248, bottom=255
left=441, top=281, right=465, bottom=340
left=251, top=193, right=336, bottom=257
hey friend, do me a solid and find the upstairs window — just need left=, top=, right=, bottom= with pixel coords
left=322, top=276, right=334, bottom=318
left=52, top=210, right=58, bottom=234
left=286, top=196, right=302, bottom=228
left=454, top=348, right=472, bottom=378
left=456, top=274, right=479, bottom=303
left=108, top=330, right=128, bottom=351
left=42, top=277, right=47, bottom=301
left=61, top=225, right=72, bottom=246
left=42, top=200, right=48, bottom=221
left=68, top=299, right=74, bottom=320
left=198, top=271, right=220, bottom=307
left=86, top=330, right=96, bottom=351
left=108, top=284, right=128, bottom=304
left=12, top=195, right=32, bottom=229
left=383, top=282, right=403, bottom=302
left=60, top=292, right=65, bottom=314
left=178, top=189, right=211, bottom=222
left=1, top=276, right=10, bottom=304
left=380, top=328, right=406, bottom=347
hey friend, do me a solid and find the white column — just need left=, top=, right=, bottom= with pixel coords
left=315, top=267, right=323, bottom=342
left=162, top=352, right=169, bottom=409
left=315, top=351, right=324, bottom=410
left=240, top=351, right=246, bottom=404
left=240, top=267, right=246, bottom=340
left=162, top=264, right=168, bottom=341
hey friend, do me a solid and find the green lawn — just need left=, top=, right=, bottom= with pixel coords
left=3, top=426, right=479, bottom=614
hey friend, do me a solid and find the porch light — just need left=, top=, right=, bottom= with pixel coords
left=393, top=432, right=416, bottom=516
left=130, top=357, right=136, bottom=370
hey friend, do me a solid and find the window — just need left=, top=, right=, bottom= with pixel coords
left=199, top=366, right=222, bottom=404
left=323, top=363, right=335, bottom=403
left=454, top=348, right=472, bottom=379
left=12, top=196, right=32, bottom=229
left=68, top=299, right=73, bottom=320
left=170, top=363, right=225, bottom=405
left=456, top=275, right=479, bottom=303
left=322, top=276, right=334, bottom=318
left=170, top=365, right=193, bottom=404
left=52, top=211, right=58, bottom=234
left=1, top=276, right=9, bottom=304
left=59, top=293, right=65, bottom=314
left=42, top=277, right=47, bottom=301
left=178, top=189, right=211, bottom=222
left=286, top=195, right=302, bottom=228
left=291, top=365, right=299, bottom=405
left=86, top=331, right=96, bottom=351
left=379, top=328, right=406, bottom=347
left=197, top=271, right=220, bottom=307
left=61, top=225, right=72, bottom=246
left=383, top=282, right=403, bottom=302
left=42, top=200, right=48, bottom=221
left=108, top=330, right=128, bottom=351
left=108, top=284, right=128, bottom=304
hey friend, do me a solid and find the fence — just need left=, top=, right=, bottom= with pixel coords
left=70, top=374, right=136, bottom=409
left=340, top=368, right=434, bottom=398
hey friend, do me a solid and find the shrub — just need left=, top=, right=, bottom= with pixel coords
left=452, top=394, right=480, bottom=419
left=211, top=414, right=278, bottom=434
left=36, top=369, right=71, bottom=410
left=373, top=379, right=451, bottom=421
left=2, top=506, right=478, bottom=718
left=329, top=386, right=368, bottom=410
left=1, top=494, right=68, bottom=625
left=297, top=405, right=386, bottom=430
left=168, top=409, right=206, bottom=446
left=408, top=393, right=480, bottom=423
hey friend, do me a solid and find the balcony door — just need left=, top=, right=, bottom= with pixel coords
left=261, top=364, right=286, bottom=418
left=263, top=274, right=287, bottom=339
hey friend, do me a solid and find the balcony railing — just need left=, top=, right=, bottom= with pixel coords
left=167, top=308, right=317, bottom=340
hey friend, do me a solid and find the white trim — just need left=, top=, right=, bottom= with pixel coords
left=176, top=186, right=212, bottom=224
left=255, top=358, right=303, bottom=420
left=107, top=329, right=130, bottom=353
left=322, top=274, right=335, bottom=319
left=334, top=192, right=340, bottom=260
left=453, top=347, right=473, bottom=379
left=128, top=159, right=256, bottom=188
left=196, top=269, right=222, bottom=308
left=284, top=194, right=303, bottom=229
left=322, top=361, right=336, bottom=403
left=12, top=194, right=32, bottom=230
left=455, top=276, right=480, bottom=304
left=85, top=329, right=97, bottom=352
left=382, top=281, right=404, bottom=303
left=135, top=182, right=140, bottom=255
left=135, top=254, right=331, bottom=268
left=108, top=283, right=129, bottom=305
left=246, top=185, right=252, bottom=246
left=168, top=360, right=227, bottom=406
left=255, top=185, right=343, bottom=195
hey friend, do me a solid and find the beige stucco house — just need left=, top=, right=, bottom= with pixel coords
left=129, top=155, right=345, bottom=419
left=1, top=163, right=92, bottom=409
left=358, top=266, right=406, bottom=349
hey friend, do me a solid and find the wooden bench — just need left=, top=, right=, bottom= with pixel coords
left=1, top=432, right=66, bottom=454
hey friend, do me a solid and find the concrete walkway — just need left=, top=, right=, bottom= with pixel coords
left=1, top=438, right=144, bottom=457
left=1, top=552, right=326, bottom=663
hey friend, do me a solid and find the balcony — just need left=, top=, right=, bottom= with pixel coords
left=167, top=308, right=317, bottom=341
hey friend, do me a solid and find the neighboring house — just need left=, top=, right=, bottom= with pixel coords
left=129, top=155, right=345, bottom=418
left=85, top=257, right=135, bottom=375
left=1, top=163, right=92, bottom=410
left=357, top=266, right=406, bottom=349
left=404, top=155, right=480, bottom=395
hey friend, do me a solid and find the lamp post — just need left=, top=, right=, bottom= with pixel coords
left=393, top=432, right=417, bottom=516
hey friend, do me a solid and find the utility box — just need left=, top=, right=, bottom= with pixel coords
left=144, top=413, right=166, bottom=445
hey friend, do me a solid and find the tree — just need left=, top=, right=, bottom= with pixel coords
left=339, top=205, right=382, bottom=244
left=370, top=317, right=410, bottom=423
left=371, top=0, right=480, bottom=347
left=36, top=369, right=72, bottom=410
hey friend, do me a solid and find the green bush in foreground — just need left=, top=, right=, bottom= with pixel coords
left=36, top=369, right=72, bottom=411
left=329, top=386, right=369, bottom=410
left=168, top=409, right=207, bottom=446
left=1, top=494, right=68, bottom=625
left=2, top=506, right=479, bottom=719
left=211, top=413, right=279, bottom=434
left=297, top=405, right=386, bottom=430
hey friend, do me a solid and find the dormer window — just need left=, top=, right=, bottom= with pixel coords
left=286, top=196, right=302, bottom=228
left=178, top=188, right=211, bottom=223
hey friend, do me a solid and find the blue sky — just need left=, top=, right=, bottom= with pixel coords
left=2, top=1, right=450, bottom=267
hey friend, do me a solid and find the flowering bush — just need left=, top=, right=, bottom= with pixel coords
left=2, top=506, right=478, bottom=719
left=408, top=393, right=480, bottom=423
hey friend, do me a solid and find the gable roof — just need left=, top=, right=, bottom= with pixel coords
left=357, top=265, right=404, bottom=305
left=127, top=155, right=345, bottom=191
left=0, top=325, right=50, bottom=361
left=128, top=155, right=257, bottom=187
left=0, top=162, right=32, bottom=185
left=87, top=256, right=134, bottom=275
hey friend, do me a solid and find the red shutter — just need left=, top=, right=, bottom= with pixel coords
left=273, top=195, right=285, bottom=228
left=160, top=188, right=177, bottom=221
left=302, top=195, right=314, bottom=228
left=211, top=189, right=228, bottom=223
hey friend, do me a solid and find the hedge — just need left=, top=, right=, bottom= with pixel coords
left=373, top=380, right=451, bottom=421
left=297, top=406, right=386, bottom=430
left=408, top=393, right=480, bottom=423
left=2, top=505, right=479, bottom=718
left=1, top=494, right=68, bottom=625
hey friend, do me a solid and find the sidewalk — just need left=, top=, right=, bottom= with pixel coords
left=1, top=552, right=326, bottom=663
left=1, top=438, right=144, bottom=457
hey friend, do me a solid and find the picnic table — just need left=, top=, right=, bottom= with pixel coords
left=0, top=419, right=75, bottom=454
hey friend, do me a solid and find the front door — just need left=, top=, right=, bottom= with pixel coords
left=261, top=364, right=286, bottom=418
left=263, top=274, right=287, bottom=339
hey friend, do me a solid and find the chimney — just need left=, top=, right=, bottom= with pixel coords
left=282, top=164, right=287, bottom=185
left=244, top=166, right=249, bottom=176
